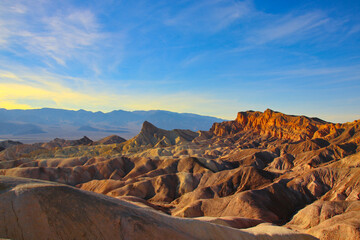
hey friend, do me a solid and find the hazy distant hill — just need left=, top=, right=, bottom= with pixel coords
left=0, top=108, right=224, bottom=142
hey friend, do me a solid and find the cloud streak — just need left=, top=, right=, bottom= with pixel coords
left=254, top=65, right=360, bottom=78
left=0, top=1, right=359, bottom=123
left=28, top=10, right=102, bottom=65
left=0, top=1, right=104, bottom=66
left=164, top=0, right=252, bottom=33
left=247, top=11, right=330, bottom=45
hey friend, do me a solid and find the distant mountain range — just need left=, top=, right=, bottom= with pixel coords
left=0, top=108, right=224, bottom=143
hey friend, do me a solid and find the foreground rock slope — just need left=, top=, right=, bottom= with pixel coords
left=0, top=176, right=317, bottom=240
left=0, top=109, right=359, bottom=240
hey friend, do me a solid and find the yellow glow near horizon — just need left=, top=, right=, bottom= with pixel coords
left=0, top=100, right=33, bottom=110
left=4, top=75, right=358, bottom=122
left=0, top=70, right=233, bottom=119
left=0, top=82, right=106, bottom=110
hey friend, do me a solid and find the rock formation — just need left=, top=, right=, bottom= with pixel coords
left=0, top=140, right=23, bottom=151
left=42, top=136, right=93, bottom=149
left=0, top=109, right=359, bottom=240
left=118, top=121, right=199, bottom=152
left=0, top=176, right=317, bottom=240
left=95, top=135, right=126, bottom=145
left=287, top=200, right=360, bottom=240
left=211, top=109, right=333, bottom=141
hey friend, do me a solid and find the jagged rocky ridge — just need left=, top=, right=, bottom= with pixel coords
left=0, top=109, right=359, bottom=240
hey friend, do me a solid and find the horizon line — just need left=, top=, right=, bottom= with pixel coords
left=0, top=106, right=230, bottom=120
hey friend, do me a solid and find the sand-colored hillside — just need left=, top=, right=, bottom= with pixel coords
left=1, top=109, right=359, bottom=240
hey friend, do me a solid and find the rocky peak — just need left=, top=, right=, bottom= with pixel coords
left=42, top=136, right=93, bottom=149
left=95, top=135, right=126, bottom=145
left=120, top=121, right=199, bottom=151
left=0, top=140, right=23, bottom=150
left=211, top=109, right=328, bottom=141
left=264, top=108, right=275, bottom=114
left=140, top=121, right=159, bottom=135
left=78, top=136, right=93, bottom=145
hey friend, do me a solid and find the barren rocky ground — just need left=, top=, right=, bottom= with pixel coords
left=1, top=109, right=359, bottom=240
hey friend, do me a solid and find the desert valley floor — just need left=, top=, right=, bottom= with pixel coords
left=1, top=109, right=360, bottom=240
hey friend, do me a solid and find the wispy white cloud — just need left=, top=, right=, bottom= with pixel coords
left=348, top=24, right=360, bottom=35
left=258, top=65, right=360, bottom=77
left=248, top=11, right=330, bottom=45
left=0, top=1, right=104, bottom=66
left=28, top=10, right=102, bottom=65
left=0, top=0, right=358, bottom=123
left=164, top=0, right=252, bottom=33
left=181, top=53, right=207, bottom=67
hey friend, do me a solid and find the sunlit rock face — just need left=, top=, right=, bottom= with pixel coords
left=0, top=109, right=360, bottom=240
left=210, top=109, right=358, bottom=142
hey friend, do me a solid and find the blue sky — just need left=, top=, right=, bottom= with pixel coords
left=0, top=0, right=359, bottom=122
